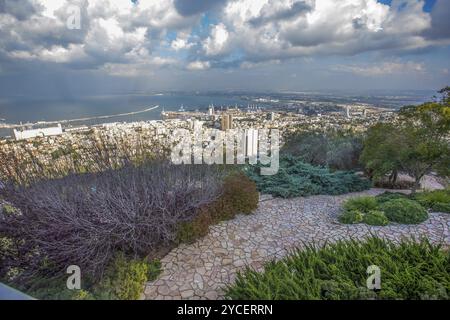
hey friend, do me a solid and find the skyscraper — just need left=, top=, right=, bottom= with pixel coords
left=246, top=128, right=258, bottom=164
left=208, top=104, right=215, bottom=116
left=346, top=106, right=351, bottom=118
left=221, top=113, right=233, bottom=130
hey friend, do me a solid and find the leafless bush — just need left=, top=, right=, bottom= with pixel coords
left=0, top=161, right=223, bottom=279
left=0, top=130, right=169, bottom=185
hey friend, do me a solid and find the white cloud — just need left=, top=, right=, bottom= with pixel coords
left=170, top=31, right=194, bottom=51
left=187, top=60, right=210, bottom=70
left=219, top=0, right=435, bottom=61
left=0, top=0, right=192, bottom=68
left=334, top=61, right=426, bottom=76
left=0, top=0, right=448, bottom=74
left=203, top=23, right=230, bottom=56
left=8, top=44, right=86, bottom=63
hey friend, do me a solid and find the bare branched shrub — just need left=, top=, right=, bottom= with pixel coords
left=0, top=162, right=223, bottom=279
left=0, top=129, right=170, bottom=185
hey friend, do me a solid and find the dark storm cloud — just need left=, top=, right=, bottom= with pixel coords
left=249, top=0, right=313, bottom=27
left=0, top=0, right=42, bottom=21
left=423, top=0, right=450, bottom=40
left=173, top=0, right=227, bottom=16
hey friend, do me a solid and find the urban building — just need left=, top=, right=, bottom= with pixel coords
left=246, top=128, right=258, bottom=159
left=221, top=113, right=233, bottom=130
left=12, top=124, right=63, bottom=141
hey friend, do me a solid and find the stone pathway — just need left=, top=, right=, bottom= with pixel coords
left=144, top=189, right=450, bottom=300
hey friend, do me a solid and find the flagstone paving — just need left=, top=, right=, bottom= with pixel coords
left=144, top=189, right=450, bottom=300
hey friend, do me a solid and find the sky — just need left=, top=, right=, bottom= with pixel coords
left=0, top=0, right=449, bottom=97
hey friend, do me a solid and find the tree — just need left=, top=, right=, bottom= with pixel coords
left=282, top=130, right=363, bottom=170
left=360, top=123, right=403, bottom=183
left=361, top=87, right=450, bottom=193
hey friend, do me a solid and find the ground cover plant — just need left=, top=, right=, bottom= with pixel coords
left=362, top=210, right=389, bottom=226
left=414, top=189, right=450, bottom=213
left=375, top=191, right=409, bottom=203
left=246, top=155, right=371, bottom=198
left=339, top=193, right=429, bottom=226
left=225, top=238, right=450, bottom=300
left=380, top=198, right=428, bottom=224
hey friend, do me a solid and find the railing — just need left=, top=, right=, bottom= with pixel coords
left=0, top=283, right=35, bottom=300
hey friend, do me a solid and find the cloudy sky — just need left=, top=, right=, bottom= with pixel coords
left=0, top=0, right=449, bottom=97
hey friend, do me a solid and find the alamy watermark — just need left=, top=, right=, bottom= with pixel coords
left=66, top=4, right=82, bottom=30
left=366, top=265, right=381, bottom=290
left=170, top=124, right=279, bottom=175
left=66, top=265, right=81, bottom=290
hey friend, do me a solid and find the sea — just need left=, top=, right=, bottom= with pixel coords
left=0, top=93, right=251, bottom=137
left=0, top=90, right=434, bottom=138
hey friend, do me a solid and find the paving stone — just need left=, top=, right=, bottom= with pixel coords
left=193, top=273, right=204, bottom=290
left=144, top=188, right=450, bottom=300
left=157, top=285, right=170, bottom=296
left=205, top=291, right=218, bottom=300
left=180, top=290, right=195, bottom=299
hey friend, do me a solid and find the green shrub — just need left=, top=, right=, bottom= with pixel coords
left=97, top=254, right=148, bottom=300
left=339, top=197, right=381, bottom=225
left=225, top=238, right=450, bottom=300
left=11, top=254, right=151, bottom=300
left=375, top=192, right=409, bottom=204
left=71, top=290, right=94, bottom=300
left=247, top=155, right=371, bottom=198
left=363, top=210, right=389, bottom=226
left=1, top=204, right=17, bottom=215
left=343, top=196, right=379, bottom=213
left=430, top=202, right=450, bottom=213
left=380, top=199, right=428, bottom=224
left=147, top=259, right=162, bottom=282
left=338, top=210, right=364, bottom=224
left=18, top=276, right=93, bottom=300
left=415, top=189, right=450, bottom=213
